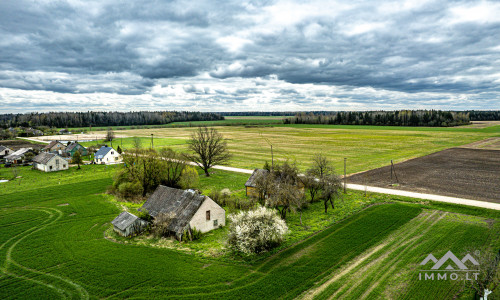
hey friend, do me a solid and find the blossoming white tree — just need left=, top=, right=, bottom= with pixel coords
left=227, top=206, right=288, bottom=254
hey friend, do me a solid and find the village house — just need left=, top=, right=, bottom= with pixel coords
left=93, top=146, right=122, bottom=164
left=140, top=186, right=225, bottom=240
left=0, top=146, right=13, bottom=158
left=4, top=148, right=34, bottom=164
left=245, top=169, right=269, bottom=197
left=65, top=142, right=88, bottom=157
left=111, top=211, right=149, bottom=237
left=32, top=153, right=68, bottom=172
left=44, top=140, right=66, bottom=153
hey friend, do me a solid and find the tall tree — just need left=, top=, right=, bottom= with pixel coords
left=184, top=127, right=231, bottom=176
left=106, top=127, right=115, bottom=142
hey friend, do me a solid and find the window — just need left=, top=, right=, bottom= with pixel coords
left=63, top=165, right=66, bottom=168
left=206, top=210, right=211, bottom=221
left=49, top=166, right=53, bottom=170
left=111, top=151, right=114, bottom=155
left=213, top=219, right=218, bottom=227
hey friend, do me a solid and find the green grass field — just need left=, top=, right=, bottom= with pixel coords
left=83, top=123, right=500, bottom=173
left=0, top=165, right=498, bottom=299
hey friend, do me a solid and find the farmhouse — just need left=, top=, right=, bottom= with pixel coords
left=32, top=153, right=68, bottom=172
left=111, top=211, right=149, bottom=237
left=245, top=169, right=269, bottom=197
left=0, top=146, right=13, bottom=158
left=4, top=148, right=33, bottom=164
left=141, top=186, right=225, bottom=240
left=93, top=146, right=122, bottom=164
left=65, top=142, right=88, bottom=157
left=44, top=140, right=66, bottom=153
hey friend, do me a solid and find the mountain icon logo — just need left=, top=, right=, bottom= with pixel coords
left=420, top=251, right=479, bottom=270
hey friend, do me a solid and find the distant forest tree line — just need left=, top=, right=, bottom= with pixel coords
left=284, top=110, right=500, bottom=127
left=0, top=111, right=223, bottom=128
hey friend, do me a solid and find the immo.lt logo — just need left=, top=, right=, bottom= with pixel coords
left=419, top=250, right=480, bottom=281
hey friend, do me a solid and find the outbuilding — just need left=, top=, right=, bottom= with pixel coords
left=44, top=140, right=66, bottom=153
left=65, top=142, right=88, bottom=157
left=245, top=169, right=269, bottom=197
left=111, top=211, right=149, bottom=237
left=140, top=186, right=225, bottom=240
left=94, top=146, right=122, bottom=164
left=4, top=148, right=33, bottom=164
left=32, top=152, right=68, bottom=172
left=0, top=146, right=13, bottom=158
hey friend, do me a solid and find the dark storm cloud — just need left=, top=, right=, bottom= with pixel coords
left=0, top=0, right=499, bottom=111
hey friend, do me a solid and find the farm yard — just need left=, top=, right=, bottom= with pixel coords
left=347, top=147, right=500, bottom=203
left=1, top=121, right=500, bottom=299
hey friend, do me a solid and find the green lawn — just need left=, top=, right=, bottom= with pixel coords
left=0, top=165, right=498, bottom=299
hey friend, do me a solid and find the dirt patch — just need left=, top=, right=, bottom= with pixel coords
left=347, top=148, right=500, bottom=203
left=0, top=140, right=45, bottom=150
left=459, top=137, right=500, bottom=150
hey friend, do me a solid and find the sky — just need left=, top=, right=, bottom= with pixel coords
left=0, top=0, right=499, bottom=113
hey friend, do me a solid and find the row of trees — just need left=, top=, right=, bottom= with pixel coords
left=284, top=110, right=471, bottom=127
left=0, top=111, right=223, bottom=128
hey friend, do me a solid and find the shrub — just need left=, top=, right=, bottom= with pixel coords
left=118, top=181, right=143, bottom=199
left=136, top=209, right=152, bottom=222
left=227, top=206, right=288, bottom=254
left=179, top=166, right=199, bottom=189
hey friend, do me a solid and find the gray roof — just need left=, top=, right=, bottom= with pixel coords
left=66, top=142, right=85, bottom=152
left=33, top=152, right=58, bottom=164
left=4, top=148, right=31, bottom=160
left=95, top=146, right=114, bottom=159
left=245, top=169, right=269, bottom=187
left=0, top=146, right=12, bottom=152
left=111, top=211, right=143, bottom=231
left=141, top=186, right=208, bottom=235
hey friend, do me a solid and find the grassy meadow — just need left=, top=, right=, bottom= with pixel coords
left=0, top=164, right=498, bottom=299
left=82, top=122, right=500, bottom=173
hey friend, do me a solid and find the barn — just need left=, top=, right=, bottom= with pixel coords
left=245, top=169, right=269, bottom=197
left=111, top=211, right=149, bottom=237
left=0, top=146, right=13, bottom=158
left=140, top=186, right=225, bottom=240
left=32, top=153, right=68, bottom=172
left=4, top=148, right=34, bottom=164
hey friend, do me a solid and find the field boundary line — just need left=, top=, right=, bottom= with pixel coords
left=346, top=184, right=500, bottom=210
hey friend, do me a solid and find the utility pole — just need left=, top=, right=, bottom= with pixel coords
left=344, top=158, right=347, bottom=193
left=151, top=133, right=154, bottom=149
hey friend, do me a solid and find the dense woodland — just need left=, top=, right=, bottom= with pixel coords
left=0, top=111, right=223, bottom=128
left=284, top=110, right=475, bottom=127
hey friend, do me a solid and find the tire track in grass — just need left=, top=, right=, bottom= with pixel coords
left=1, top=207, right=90, bottom=299
left=316, top=211, right=446, bottom=300
left=301, top=211, right=437, bottom=299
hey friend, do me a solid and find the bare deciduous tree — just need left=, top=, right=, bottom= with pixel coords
left=465, top=248, right=500, bottom=299
left=266, top=162, right=305, bottom=220
left=184, top=127, right=231, bottom=176
left=106, top=127, right=115, bottom=142
left=320, top=173, right=342, bottom=213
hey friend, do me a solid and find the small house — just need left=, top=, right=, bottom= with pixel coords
left=245, top=169, right=269, bottom=197
left=44, top=141, right=66, bottom=153
left=140, top=186, right=225, bottom=240
left=65, top=142, right=88, bottom=157
left=111, top=212, right=149, bottom=237
left=93, top=146, right=122, bottom=164
left=0, top=146, right=13, bottom=158
left=32, top=153, right=68, bottom=172
left=4, top=148, right=33, bottom=164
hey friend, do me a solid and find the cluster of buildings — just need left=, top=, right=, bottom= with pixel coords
left=1, top=140, right=122, bottom=172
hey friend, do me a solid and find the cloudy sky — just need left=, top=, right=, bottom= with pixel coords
left=0, top=0, right=499, bottom=113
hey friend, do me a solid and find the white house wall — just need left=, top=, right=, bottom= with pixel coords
left=189, top=198, right=225, bottom=233
left=35, top=156, right=69, bottom=172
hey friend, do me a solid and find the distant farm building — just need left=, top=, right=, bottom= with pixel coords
left=44, top=141, right=66, bottom=153
left=65, top=142, right=88, bottom=157
left=93, top=146, right=122, bottom=164
left=32, top=153, right=68, bottom=172
left=0, top=146, right=13, bottom=158
left=111, top=212, right=149, bottom=237
left=4, top=148, right=34, bottom=164
left=245, top=169, right=269, bottom=197
left=141, top=186, right=225, bottom=240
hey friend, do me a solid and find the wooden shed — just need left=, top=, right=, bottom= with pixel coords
left=111, top=212, right=149, bottom=237
left=244, top=169, right=269, bottom=197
